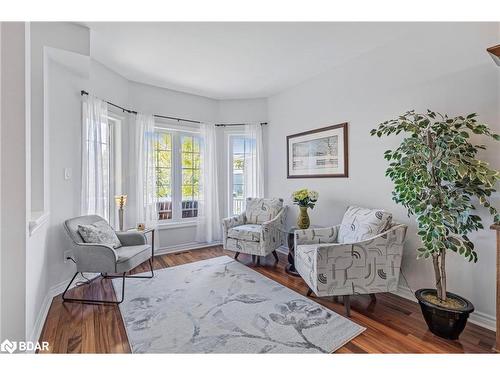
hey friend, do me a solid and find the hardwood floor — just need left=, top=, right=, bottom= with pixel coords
left=38, top=246, right=496, bottom=353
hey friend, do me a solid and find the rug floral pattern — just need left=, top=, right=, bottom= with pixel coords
left=113, top=256, right=365, bottom=353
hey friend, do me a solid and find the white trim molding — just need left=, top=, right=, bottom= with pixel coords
left=155, top=241, right=222, bottom=256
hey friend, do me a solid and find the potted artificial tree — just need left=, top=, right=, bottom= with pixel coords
left=371, top=110, right=499, bottom=340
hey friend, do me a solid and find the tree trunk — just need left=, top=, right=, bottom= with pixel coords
left=432, top=251, right=447, bottom=302
left=440, top=249, right=447, bottom=302
left=432, top=254, right=443, bottom=300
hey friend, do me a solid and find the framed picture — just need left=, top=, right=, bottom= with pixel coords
left=287, top=123, right=348, bottom=178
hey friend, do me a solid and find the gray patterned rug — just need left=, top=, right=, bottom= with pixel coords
left=113, top=256, right=365, bottom=353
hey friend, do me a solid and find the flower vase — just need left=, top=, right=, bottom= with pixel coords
left=297, top=206, right=310, bottom=229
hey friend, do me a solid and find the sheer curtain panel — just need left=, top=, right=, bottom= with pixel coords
left=196, top=123, right=222, bottom=243
left=244, top=123, right=265, bottom=198
left=135, top=113, right=159, bottom=238
left=81, top=95, right=110, bottom=220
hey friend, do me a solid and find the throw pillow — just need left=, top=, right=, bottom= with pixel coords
left=338, top=206, right=392, bottom=243
left=78, top=220, right=122, bottom=249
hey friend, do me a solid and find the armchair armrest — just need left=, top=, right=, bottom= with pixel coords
left=116, top=231, right=147, bottom=246
left=72, top=242, right=118, bottom=273
left=261, top=207, right=287, bottom=249
left=294, top=225, right=340, bottom=247
left=222, top=213, right=246, bottom=232
left=261, top=207, right=286, bottom=232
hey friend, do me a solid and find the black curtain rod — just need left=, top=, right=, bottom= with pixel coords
left=81, top=90, right=268, bottom=127
left=214, top=122, right=267, bottom=127
left=81, top=90, right=201, bottom=124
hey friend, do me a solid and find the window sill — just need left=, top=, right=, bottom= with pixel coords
left=157, top=220, right=197, bottom=230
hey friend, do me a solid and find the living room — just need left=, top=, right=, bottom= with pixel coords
left=1, top=0, right=499, bottom=371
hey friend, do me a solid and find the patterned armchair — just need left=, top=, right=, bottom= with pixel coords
left=294, top=206, right=407, bottom=316
left=222, top=198, right=287, bottom=264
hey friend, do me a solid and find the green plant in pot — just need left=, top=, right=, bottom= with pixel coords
left=371, top=110, right=499, bottom=340
left=292, top=189, right=319, bottom=229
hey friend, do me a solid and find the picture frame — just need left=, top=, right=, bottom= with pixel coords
left=286, top=123, right=348, bottom=178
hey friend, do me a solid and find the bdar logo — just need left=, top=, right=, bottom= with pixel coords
left=0, top=339, right=17, bottom=353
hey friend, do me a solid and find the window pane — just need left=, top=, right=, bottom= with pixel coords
left=193, top=137, right=200, bottom=153
left=233, top=154, right=244, bottom=171
left=182, top=152, right=193, bottom=168
left=193, top=153, right=200, bottom=169
left=156, top=133, right=171, bottom=151
left=182, top=136, right=193, bottom=152
left=157, top=150, right=171, bottom=168
left=156, top=167, right=170, bottom=183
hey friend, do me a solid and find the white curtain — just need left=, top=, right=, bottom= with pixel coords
left=196, top=123, right=222, bottom=243
left=244, top=123, right=265, bottom=198
left=81, top=95, right=110, bottom=220
left=135, top=113, right=159, bottom=238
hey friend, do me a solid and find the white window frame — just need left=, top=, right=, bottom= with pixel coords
left=154, top=120, right=201, bottom=224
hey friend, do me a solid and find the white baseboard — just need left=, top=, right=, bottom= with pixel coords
left=155, top=241, right=222, bottom=255
left=392, top=285, right=496, bottom=332
left=27, top=292, right=52, bottom=352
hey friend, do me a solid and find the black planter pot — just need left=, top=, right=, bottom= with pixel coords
left=415, top=289, right=474, bottom=340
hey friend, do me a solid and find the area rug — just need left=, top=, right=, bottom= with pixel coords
left=113, top=255, right=365, bottom=353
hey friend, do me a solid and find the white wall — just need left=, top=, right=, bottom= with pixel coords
left=217, top=98, right=267, bottom=124
left=30, top=22, right=89, bottom=213
left=266, top=23, right=500, bottom=326
left=24, top=23, right=90, bottom=344
left=0, top=22, right=29, bottom=343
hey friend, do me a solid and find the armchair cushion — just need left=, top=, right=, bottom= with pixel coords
left=115, top=244, right=152, bottom=274
left=245, top=197, right=284, bottom=224
left=338, top=206, right=392, bottom=243
left=78, top=220, right=122, bottom=249
left=228, top=224, right=261, bottom=242
left=116, top=231, right=147, bottom=246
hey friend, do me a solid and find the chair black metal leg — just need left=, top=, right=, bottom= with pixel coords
left=102, top=258, right=155, bottom=279
left=252, top=255, right=256, bottom=263
left=344, top=295, right=351, bottom=317
left=256, top=256, right=260, bottom=266
left=234, top=251, right=240, bottom=260
left=307, top=287, right=313, bottom=297
left=272, top=250, right=279, bottom=262
left=62, top=272, right=126, bottom=305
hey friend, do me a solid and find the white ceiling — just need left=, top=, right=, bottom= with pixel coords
left=84, top=22, right=412, bottom=100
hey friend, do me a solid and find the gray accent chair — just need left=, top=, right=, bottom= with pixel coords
left=295, top=207, right=407, bottom=316
left=222, top=198, right=287, bottom=265
left=62, top=215, right=154, bottom=304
